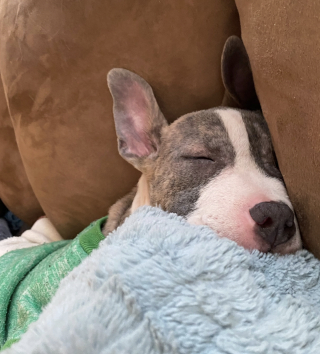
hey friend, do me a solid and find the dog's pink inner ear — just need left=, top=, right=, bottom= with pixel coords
left=116, top=81, right=156, bottom=158
left=108, top=69, right=166, bottom=162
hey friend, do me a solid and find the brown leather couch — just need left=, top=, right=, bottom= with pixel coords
left=1, top=0, right=319, bottom=257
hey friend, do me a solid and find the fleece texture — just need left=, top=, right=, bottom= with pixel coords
left=4, top=206, right=320, bottom=354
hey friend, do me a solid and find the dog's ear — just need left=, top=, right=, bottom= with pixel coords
left=107, top=69, right=168, bottom=170
left=221, top=36, right=260, bottom=110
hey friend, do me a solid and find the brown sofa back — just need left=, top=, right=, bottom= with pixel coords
left=0, top=83, right=43, bottom=225
left=0, top=0, right=240, bottom=238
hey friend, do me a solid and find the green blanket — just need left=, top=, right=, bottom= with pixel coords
left=0, top=216, right=107, bottom=350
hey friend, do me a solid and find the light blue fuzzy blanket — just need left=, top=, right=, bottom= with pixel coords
left=4, top=207, right=320, bottom=354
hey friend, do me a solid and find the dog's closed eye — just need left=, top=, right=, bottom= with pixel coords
left=182, top=156, right=215, bottom=162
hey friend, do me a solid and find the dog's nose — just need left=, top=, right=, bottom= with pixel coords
left=249, top=201, right=296, bottom=248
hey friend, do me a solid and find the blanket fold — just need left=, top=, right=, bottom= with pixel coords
left=4, top=207, right=320, bottom=354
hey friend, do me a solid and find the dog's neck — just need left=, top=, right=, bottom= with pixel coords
left=103, top=175, right=150, bottom=235
left=131, top=174, right=151, bottom=213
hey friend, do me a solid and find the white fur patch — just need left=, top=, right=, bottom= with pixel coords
left=187, top=109, right=301, bottom=253
left=131, top=174, right=151, bottom=213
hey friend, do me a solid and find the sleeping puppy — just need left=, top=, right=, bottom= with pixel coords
left=103, top=36, right=302, bottom=254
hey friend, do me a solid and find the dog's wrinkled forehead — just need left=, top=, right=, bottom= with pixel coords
left=161, top=108, right=235, bottom=160
left=159, top=107, right=276, bottom=173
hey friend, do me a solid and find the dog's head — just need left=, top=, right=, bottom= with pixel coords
left=107, top=36, right=302, bottom=254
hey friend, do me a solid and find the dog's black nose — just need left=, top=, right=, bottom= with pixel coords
left=249, top=201, right=296, bottom=248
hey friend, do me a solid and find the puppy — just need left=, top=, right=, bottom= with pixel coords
left=103, top=36, right=302, bottom=254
